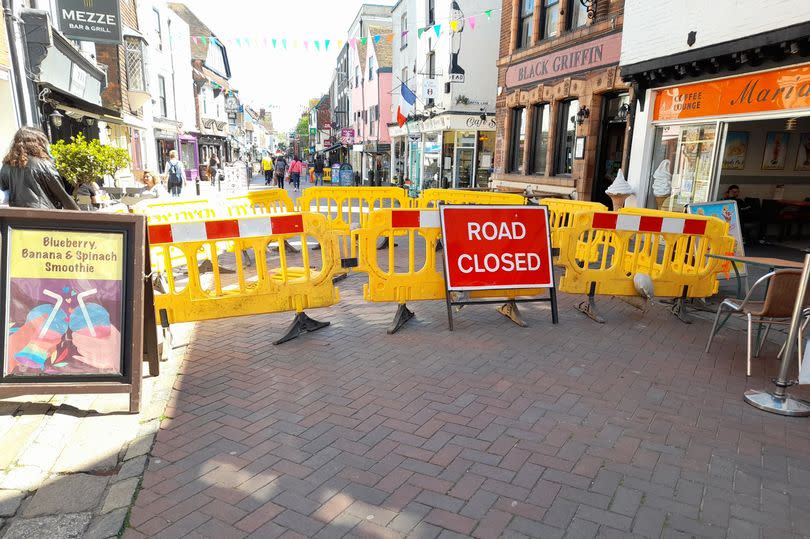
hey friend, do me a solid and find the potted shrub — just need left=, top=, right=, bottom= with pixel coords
left=51, top=133, right=131, bottom=189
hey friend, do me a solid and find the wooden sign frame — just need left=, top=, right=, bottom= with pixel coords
left=0, top=208, right=148, bottom=413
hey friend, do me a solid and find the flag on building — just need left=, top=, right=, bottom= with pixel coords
left=397, top=82, right=417, bottom=127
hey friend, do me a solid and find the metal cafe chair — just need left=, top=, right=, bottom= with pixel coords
left=705, top=269, right=810, bottom=376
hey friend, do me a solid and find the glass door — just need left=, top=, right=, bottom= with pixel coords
left=454, top=148, right=474, bottom=189
left=648, top=123, right=718, bottom=211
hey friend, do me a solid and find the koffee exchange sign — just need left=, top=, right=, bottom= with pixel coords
left=57, top=0, right=122, bottom=44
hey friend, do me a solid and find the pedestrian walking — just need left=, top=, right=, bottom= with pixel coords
left=274, top=154, right=287, bottom=189
left=0, top=127, right=79, bottom=210
left=208, top=152, right=220, bottom=186
left=313, top=154, right=325, bottom=186
left=261, top=153, right=274, bottom=185
left=163, top=150, right=186, bottom=198
left=288, top=156, right=303, bottom=192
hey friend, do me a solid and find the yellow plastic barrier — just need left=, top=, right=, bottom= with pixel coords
left=296, top=186, right=411, bottom=262
left=148, top=212, right=341, bottom=344
left=540, top=198, right=608, bottom=252
left=557, top=209, right=734, bottom=322
left=355, top=208, right=547, bottom=333
left=223, top=189, right=294, bottom=216
left=415, top=189, right=526, bottom=208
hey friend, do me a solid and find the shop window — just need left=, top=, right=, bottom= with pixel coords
left=124, top=37, right=147, bottom=92
left=368, top=57, right=374, bottom=81
left=516, top=0, right=534, bottom=49
left=158, top=75, right=168, bottom=117
left=567, top=0, right=588, bottom=30
left=648, top=123, right=718, bottom=211
left=531, top=103, right=550, bottom=175
left=554, top=99, right=578, bottom=175
left=428, top=0, right=435, bottom=25
left=130, top=128, right=143, bottom=170
left=508, top=107, right=526, bottom=173
left=542, top=0, right=560, bottom=40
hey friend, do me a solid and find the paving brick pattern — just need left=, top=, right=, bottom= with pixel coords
left=128, top=266, right=810, bottom=538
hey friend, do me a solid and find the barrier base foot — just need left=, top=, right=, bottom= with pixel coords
left=387, top=304, right=414, bottom=334
left=577, top=299, right=605, bottom=323
left=376, top=237, right=399, bottom=250
left=274, top=312, right=330, bottom=345
left=333, top=271, right=349, bottom=283
left=670, top=298, right=693, bottom=324
left=198, top=259, right=236, bottom=274
left=451, top=292, right=468, bottom=312
left=498, top=302, right=528, bottom=327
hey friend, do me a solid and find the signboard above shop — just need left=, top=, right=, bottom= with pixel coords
left=504, top=32, right=622, bottom=89
left=653, top=63, right=810, bottom=121
left=56, top=0, right=123, bottom=44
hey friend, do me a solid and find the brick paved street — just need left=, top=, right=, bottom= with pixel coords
left=126, top=265, right=810, bottom=539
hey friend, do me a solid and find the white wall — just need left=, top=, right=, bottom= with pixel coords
left=0, top=75, right=19, bottom=155
left=621, top=0, right=810, bottom=67
left=391, top=0, right=497, bottom=116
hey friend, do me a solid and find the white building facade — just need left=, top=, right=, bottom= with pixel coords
left=137, top=0, right=195, bottom=176
left=389, top=0, right=499, bottom=192
left=622, top=0, right=810, bottom=210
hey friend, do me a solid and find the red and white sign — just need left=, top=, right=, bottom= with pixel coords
left=148, top=214, right=304, bottom=245
left=439, top=205, right=554, bottom=291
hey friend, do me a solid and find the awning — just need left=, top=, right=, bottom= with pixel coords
left=322, top=143, right=343, bottom=153
left=43, top=83, right=121, bottom=119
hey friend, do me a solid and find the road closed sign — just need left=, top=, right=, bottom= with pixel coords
left=440, top=205, right=554, bottom=291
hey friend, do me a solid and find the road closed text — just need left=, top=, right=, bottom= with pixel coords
left=457, top=222, right=542, bottom=273
left=440, top=206, right=554, bottom=291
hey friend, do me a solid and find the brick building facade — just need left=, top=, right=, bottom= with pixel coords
left=492, top=0, right=630, bottom=206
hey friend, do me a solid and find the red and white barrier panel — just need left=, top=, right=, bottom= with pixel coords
left=148, top=214, right=305, bottom=245
left=591, top=213, right=707, bottom=235
left=390, top=210, right=440, bottom=229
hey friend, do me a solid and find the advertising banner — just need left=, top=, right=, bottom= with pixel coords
left=687, top=200, right=746, bottom=276
left=56, top=0, right=123, bottom=44
left=340, top=128, right=355, bottom=145
left=5, top=229, right=125, bottom=377
left=440, top=206, right=554, bottom=291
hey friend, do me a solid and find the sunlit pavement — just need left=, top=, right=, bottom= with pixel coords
left=124, top=265, right=810, bottom=538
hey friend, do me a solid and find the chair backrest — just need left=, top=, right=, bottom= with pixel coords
left=760, top=269, right=810, bottom=318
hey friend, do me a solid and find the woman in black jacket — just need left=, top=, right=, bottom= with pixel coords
left=0, top=127, right=79, bottom=210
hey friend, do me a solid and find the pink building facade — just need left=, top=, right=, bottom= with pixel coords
left=349, top=33, right=393, bottom=184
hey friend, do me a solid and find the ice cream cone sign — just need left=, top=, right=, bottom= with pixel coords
left=605, top=169, right=633, bottom=210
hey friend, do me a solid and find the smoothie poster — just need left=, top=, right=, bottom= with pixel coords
left=687, top=201, right=746, bottom=277
left=4, top=229, right=125, bottom=378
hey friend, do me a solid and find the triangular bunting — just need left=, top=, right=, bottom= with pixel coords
left=325, top=39, right=331, bottom=51
left=485, top=9, right=492, bottom=18
left=417, top=28, right=425, bottom=38
left=386, top=33, right=394, bottom=43
left=360, top=37, right=368, bottom=45
left=337, top=40, right=343, bottom=49
left=304, top=41, right=308, bottom=50
left=200, top=36, right=208, bottom=45
left=282, top=38, right=287, bottom=49
left=433, top=24, right=441, bottom=37
left=374, top=34, right=381, bottom=43
left=469, top=15, right=476, bottom=29
left=272, top=38, right=277, bottom=48
left=244, top=38, right=251, bottom=46
left=235, top=38, right=241, bottom=46
left=192, top=36, right=199, bottom=44
left=450, top=20, right=459, bottom=32
left=315, top=41, right=320, bottom=51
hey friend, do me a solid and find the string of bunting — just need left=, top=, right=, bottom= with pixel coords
left=190, top=8, right=498, bottom=52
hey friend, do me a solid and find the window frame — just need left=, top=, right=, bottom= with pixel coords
left=541, top=0, right=560, bottom=41
left=554, top=99, right=579, bottom=175
left=567, top=0, right=589, bottom=30
left=516, top=0, right=534, bottom=50
left=124, top=36, right=147, bottom=93
left=400, top=12, right=408, bottom=49
left=508, top=107, right=526, bottom=174
left=152, top=8, right=162, bottom=51
left=158, top=75, right=168, bottom=118
left=427, top=0, right=436, bottom=25
left=530, top=103, right=550, bottom=175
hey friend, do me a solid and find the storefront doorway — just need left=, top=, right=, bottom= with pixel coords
left=593, top=93, right=629, bottom=207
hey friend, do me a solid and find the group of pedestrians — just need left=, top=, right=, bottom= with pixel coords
left=261, top=153, right=327, bottom=192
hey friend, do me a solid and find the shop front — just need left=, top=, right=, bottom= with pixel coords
left=628, top=63, right=810, bottom=244
left=389, top=113, right=496, bottom=194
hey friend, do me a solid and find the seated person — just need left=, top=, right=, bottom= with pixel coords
left=722, top=184, right=759, bottom=241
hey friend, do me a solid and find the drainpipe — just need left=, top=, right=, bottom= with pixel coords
left=3, top=0, right=28, bottom=125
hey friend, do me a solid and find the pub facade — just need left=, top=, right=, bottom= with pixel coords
left=493, top=0, right=629, bottom=206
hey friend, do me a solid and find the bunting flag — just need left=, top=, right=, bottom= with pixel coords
left=187, top=6, right=501, bottom=52
left=397, top=82, right=417, bottom=127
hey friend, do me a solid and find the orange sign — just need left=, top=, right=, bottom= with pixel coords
left=654, top=63, right=810, bottom=121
